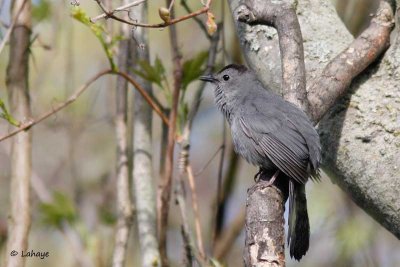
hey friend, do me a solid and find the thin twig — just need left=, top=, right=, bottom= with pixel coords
left=186, top=164, right=205, bottom=259
left=113, top=71, right=169, bottom=125
left=90, top=0, right=146, bottom=23
left=193, top=145, right=223, bottom=176
left=0, top=70, right=168, bottom=143
left=180, top=0, right=210, bottom=39
left=90, top=0, right=212, bottom=29
left=174, top=178, right=195, bottom=266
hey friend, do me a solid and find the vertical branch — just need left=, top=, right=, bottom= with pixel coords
left=158, top=0, right=183, bottom=265
left=4, top=1, right=32, bottom=267
left=236, top=1, right=308, bottom=266
left=112, top=1, right=134, bottom=266
left=132, top=2, right=162, bottom=267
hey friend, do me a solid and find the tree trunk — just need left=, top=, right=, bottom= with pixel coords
left=112, top=0, right=134, bottom=266
left=131, top=3, right=162, bottom=267
left=4, top=1, right=32, bottom=267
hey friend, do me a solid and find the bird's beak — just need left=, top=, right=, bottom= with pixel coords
left=199, top=75, right=218, bottom=83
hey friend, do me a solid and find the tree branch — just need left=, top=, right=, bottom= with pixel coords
left=307, top=0, right=394, bottom=122
left=0, top=70, right=168, bottom=143
left=90, top=0, right=212, bottom=29
left=237, top=0, right=309, bottom=112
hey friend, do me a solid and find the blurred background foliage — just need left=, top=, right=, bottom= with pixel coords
left=0, top=0, right=399, bottom=266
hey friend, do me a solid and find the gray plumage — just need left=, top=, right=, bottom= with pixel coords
left=200, top=64, right=321, bottom=261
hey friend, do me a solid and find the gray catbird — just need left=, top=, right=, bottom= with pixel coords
left=200, top=64, right=321, bottom=260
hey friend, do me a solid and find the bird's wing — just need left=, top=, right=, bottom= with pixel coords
left=238, top=112, right=310, bottom=184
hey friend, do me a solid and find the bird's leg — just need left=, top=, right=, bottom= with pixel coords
left=263, top=170, right=280, bottom=187
left=254, top=168, right=263, bottom=182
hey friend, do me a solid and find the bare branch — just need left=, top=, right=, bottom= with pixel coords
left=180, top=0, right=211, bottom=39
left=90, top=0, right=146, bottom=23
left=0, top=70, right=168, bottom=143
left=236, top=0, right=309, bottom=112
left=186, top=164, right=205, bottom=259
left=307, top=0, right=394, bottom=123
left=90, top=0, right=213, bottom=29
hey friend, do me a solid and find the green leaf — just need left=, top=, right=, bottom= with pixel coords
left=39, top=192, right=77, bottom=228
left=132, top=57, right=166, bottom=88
left=182, top=51, right=208, bottom=89
left=71, top=7, right=117, bottom=71
left=33, top=0, right=51, bottom=22
left=99, top=207, right=117, bottom=225
left=0, top=98, right=19, bottom=127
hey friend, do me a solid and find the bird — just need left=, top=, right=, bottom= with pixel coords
left=200, top=64, right=321, bottom=260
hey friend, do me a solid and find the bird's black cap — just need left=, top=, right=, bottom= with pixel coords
left=217, top=64, right=248, bottom=74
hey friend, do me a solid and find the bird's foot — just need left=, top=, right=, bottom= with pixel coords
left=260, top=170, right=280, bottom=187
left=254, top=168, right=263, bottom=182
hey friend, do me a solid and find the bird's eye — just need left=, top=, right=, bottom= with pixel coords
left=223, top=75, right=230, bottom=81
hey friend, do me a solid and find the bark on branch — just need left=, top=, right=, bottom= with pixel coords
left=307, top=0, right=394, bottom=122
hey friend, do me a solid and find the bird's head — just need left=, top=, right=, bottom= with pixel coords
left=199, top=64, right=250, bottom=87
left=200, top=64, right=254, bottom=121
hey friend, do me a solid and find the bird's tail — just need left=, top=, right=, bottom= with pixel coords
left=288, top=180, right=310, bottom=261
